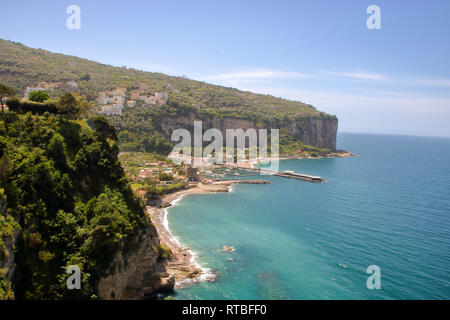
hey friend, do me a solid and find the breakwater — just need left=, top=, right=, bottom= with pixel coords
left=234, top=167, right=325, bottom=183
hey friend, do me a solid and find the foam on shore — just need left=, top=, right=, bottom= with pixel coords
left=162, top=193, right=217, bottom=287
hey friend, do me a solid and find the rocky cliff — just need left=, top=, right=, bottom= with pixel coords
left=286, top=117, right=338, bottom=150
left=97, top=222, right=174, bottom=300
left=159, top=112, right=338, bottom=151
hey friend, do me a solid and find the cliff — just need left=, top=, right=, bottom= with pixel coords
left=158, top=112, right=337, bottom=150
left=98, top=223, right=174, bottom=300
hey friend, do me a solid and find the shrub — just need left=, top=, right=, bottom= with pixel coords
left=159, top=244, right=172, bottom=259
left=28, top=91, right=50, bottom=103
left=6, top=98, right=58, bottom=114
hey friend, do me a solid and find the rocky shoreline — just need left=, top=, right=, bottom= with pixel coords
left=147, top=180, right=270, bottom=290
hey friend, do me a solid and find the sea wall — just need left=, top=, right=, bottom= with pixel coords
left=159, top=112, right=337, bottom=150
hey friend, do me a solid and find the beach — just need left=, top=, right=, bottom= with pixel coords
left=147, top=180, right=268, bottom=288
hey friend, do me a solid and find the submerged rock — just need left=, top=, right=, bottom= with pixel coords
left=221, top=245, right=236, bottom=252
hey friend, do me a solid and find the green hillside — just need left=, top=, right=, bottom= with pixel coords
left=0, top=39, right=331, bottom=120
left=0, top=39, right=337, bottom=154
left=0, top=112, right=156, bottom=299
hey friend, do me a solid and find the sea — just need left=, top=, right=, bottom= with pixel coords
left=166, top=133, right=450, bottom=299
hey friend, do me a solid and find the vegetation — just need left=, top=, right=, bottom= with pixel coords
left=0, top=83, right=15, bottom=114
left=159, top=244, right=172, bottom=259
left=0, top=109, right=150, bottom=299
left=6, top=98, right=59, bottom=115
left=6, top=92, right=91, bottom=120
left=0, top=186, right=19, bottom=300
left=28, top=90, right=50, bottom=103
left=0, top=39, right=336, bottom=155
left=0, top=39, right=332, bottom=121
left=0, top=37, right=338, bottom=300
left=118, top=152, right=187, bottom=200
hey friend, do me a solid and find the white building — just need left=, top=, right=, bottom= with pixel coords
left=154, top=92, right=168, bottom=105
left=100, top=104, right=123, bottom=116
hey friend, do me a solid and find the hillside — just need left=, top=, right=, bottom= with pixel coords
left=0, top=39, right=338, bottom=152
left=0, top=113, right=173, bottom=299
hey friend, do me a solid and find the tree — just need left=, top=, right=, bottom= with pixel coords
left=72, top=93, right=93, bottom=117
left=89, top=116, right=118, bottom=141
left=0, top=153, right=13, bottom=183
left=158, top=172, right=173, bottom=181
left=144, top=184, right=162, bottom=200
left=28, top=90, right=50, bottom=103
left=0, top=83, right=15, bottom=114
left=57, top=92, right=79, bottom=120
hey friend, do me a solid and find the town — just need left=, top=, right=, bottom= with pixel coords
left=19, top=81, right=169, bottom=116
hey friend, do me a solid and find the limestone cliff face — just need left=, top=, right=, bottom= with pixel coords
left=159, top=112, right=338, bottom=151
left=97, top=222, right=174, bottom=300
left=285, top=118, right=338, bottom=151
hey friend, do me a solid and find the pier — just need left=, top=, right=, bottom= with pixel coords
left=233, top=166, right=325, bottom=183
left=215, top=179, right=271, bottom=185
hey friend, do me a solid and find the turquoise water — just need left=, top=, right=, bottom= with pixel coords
left=167, top=133, right=450, bottom=299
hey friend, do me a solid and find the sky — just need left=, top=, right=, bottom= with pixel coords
left=1, top=0, right=450, bottom=137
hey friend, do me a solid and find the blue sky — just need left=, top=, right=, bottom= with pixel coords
left=1, top=0, right=450, bottom=137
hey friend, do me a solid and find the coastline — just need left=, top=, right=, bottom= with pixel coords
left=147, top=181, right=252, bottom=289
left=145, top=153, right=355, bottom=290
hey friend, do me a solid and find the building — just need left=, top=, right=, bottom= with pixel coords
left=145, top=163, right=159, bottom=168
left=97, top=92, right=113, bottom=105
left=97, top=87, right=126, bottom=106
left=145, top=96, right=156, bottom=105
left=100, top=104, right=122, bottom=116
left=162, top=167, right=173, bottom=174
left=187, top=167, right=200, bottom=181
left=154, top=92, right=168, bottom=105
left=127, top=100, right=136, bottom=108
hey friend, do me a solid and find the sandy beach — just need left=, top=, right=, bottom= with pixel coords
left=147, top=180, right=268, bottom=288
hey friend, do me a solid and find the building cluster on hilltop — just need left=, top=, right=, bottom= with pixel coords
left=128, top=90, right=168, bottom=106
left=97, top=84, right=168, bottom=116
left=20, top=80, right=170, bottom=117
left=97, top=87, right=127, bottom=116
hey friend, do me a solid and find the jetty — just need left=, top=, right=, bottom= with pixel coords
left=215, top=179, right=271, bottom=185
left=234, top=167, right=325, bottom=183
